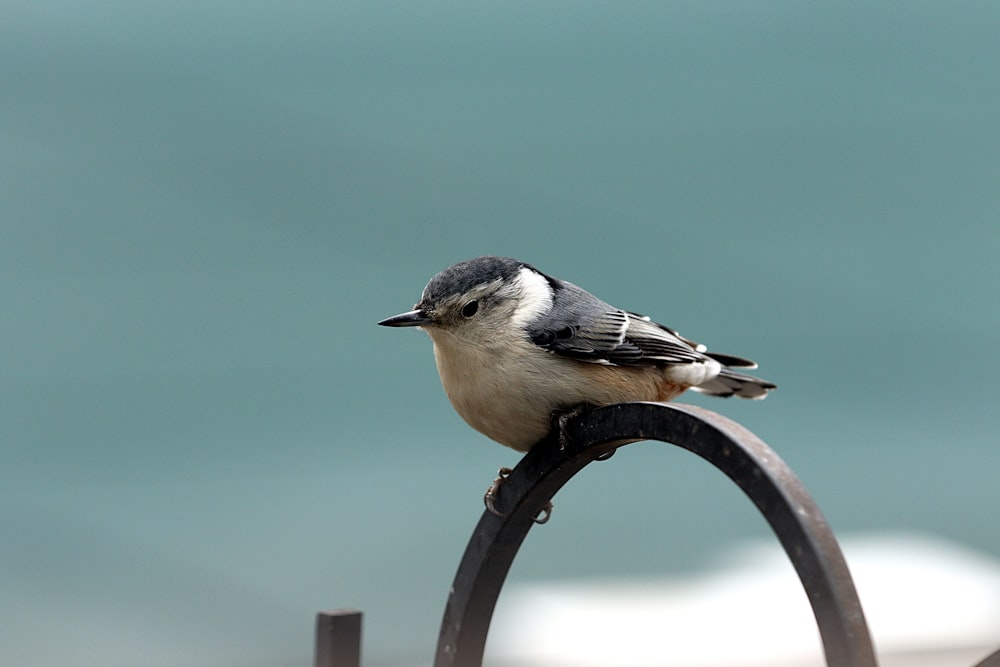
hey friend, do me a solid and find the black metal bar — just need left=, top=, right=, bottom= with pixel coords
left=433, top=401, right=879, bottom=667
left=973, top=647, right=1000, bottom=667
left=315, top=610, right=362, bottom=667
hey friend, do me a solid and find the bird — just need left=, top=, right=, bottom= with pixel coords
left=378, top=256, right=775, bottom=453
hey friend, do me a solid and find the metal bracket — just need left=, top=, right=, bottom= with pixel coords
left=433, top=402, right=879, bottom=667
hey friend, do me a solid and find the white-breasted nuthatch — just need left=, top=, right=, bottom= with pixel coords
left=379, top=256, right=775, bottom=452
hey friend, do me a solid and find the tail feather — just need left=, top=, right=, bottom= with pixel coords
left=692, top=366, right=776, bottom=400
left=704, top=351, right=758, bottom=369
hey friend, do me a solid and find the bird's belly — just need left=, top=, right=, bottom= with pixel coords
left=432, top=340, right=672, bottom=451
left=436, top=353, right=559, bottom=452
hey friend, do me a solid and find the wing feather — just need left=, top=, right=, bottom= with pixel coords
left=525, top=282, right=706, bottom=367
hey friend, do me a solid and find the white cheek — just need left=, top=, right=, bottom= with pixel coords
left=509, top=267, right=554, bottom=329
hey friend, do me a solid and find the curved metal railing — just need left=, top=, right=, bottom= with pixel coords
left=433, top=402, right=876, bottom=667
left=316, top=402, right=1000, bottom=667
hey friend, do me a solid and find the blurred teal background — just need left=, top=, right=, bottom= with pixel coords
left=2, top=1, right=999, bottom=665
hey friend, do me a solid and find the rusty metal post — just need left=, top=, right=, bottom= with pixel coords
left=433, top=401, right=879, bottom=667
left=315, top=610, right=362, bottom=667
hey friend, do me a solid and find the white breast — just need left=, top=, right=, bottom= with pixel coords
left=430, top=332, right=560, bottom=451
left=428, top=329, right=673, bottom=451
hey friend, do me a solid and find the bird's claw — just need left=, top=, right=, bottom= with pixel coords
left=484, top=467, right=512, bottom=517
left=554, top=403, right=594, bottom=450
left=555, top=404, right=616, bottom=461
left=484, top=467, right=554, bottom=524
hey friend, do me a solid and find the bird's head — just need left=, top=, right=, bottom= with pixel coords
left=378, top=256, right=555, bottom=347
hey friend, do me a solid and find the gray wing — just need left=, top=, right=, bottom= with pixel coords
left=525, top=281, right=707, bottom=367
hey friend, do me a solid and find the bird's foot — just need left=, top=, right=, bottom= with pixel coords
left=553, top=403, right=595, bottom=451
left=533, top=502, right=553, bottom=525
left=483, top=467, right=553, bottom=524
left=483, top=467, right=512, bottom=517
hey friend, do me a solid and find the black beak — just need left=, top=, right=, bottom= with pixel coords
left=378, top=309, right=433, bottom=327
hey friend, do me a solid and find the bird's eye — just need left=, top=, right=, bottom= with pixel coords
left=461, top=300, right=479, bottom=318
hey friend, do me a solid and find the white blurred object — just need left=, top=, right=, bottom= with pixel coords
left=488, top=533, right=1000, bottom=667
